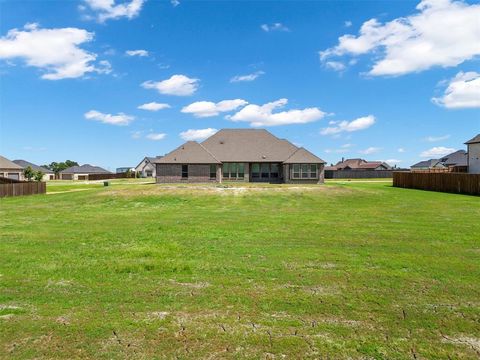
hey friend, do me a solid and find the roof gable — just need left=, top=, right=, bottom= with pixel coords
left=465, top=134, right=480, bottom=144
left=0, top=155, right=23, bottom=170
left=13, top=160, right=54, bottom=173
left=201, top=129, right=299, bottom=162
left=283, top=147, right=325, bottom=164
left=155, top=141, right=220, bottom=164
left=438, top=150, right=468, bottom=166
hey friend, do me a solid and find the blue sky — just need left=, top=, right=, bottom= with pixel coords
left=1, top=0, right=479, bottom=170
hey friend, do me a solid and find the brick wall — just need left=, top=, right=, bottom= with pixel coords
left=156, top=164, right=217, bottom=183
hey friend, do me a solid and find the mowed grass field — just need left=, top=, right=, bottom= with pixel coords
left=0, top=181, right=479, bottom=359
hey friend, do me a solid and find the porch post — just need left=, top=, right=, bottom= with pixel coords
left=244, top=162, right=250, bottom=182
left=217, top=164, right=222, bottom=183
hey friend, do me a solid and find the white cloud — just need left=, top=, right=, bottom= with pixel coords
left=0, top=23, right=104, bottom=80
left=383, top=159, right=402, bottom=166
left=324, top=61, right=346, bottom=72
left=180, top=128, right=218, bottom=141
left=228, top=98, right=326, bottom=127
left=181, top=99, right=248, bottom=118
left=230, top=71, right=264, bottom=83
left=171, top=0, right=180, bottom=6
left=325, top=143, right=353, bottom=154
left=261, top=23, right=290, bottom=32
left=398, top=148, right=406, bottom=153
left=131, top=130, right=143, bottom=139
left=344, top=20, right=353, bottom=27
left=432, top=71, right=480, bottom=108
left=424, top=134, right=451, bottom=142
left=137, top=102, right=170, bottom=111
left=320, top=115, right=375, bottom=135
left=320, top=0, right=480, bottom=76
left=83, top=0, right=145, bottom=22
left=359, top=146, right=382, bottom=155
left=146, top=133, right=166, bottom=141
left=126, top=49, right=148, bottom=57
left=84, top=110, right=134, bottom=126
left=142, top=74, right=199, bottom=96
left=420, top=146, right=456, bottom=158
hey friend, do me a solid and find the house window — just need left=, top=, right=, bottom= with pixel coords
left=210, top=164, right=216, bottom=179
left=182, top=165, right=188, bottom=179
left=261, top=163, right=270, bottom=178
left=291, top=164, right=318, bottom=179
left=238, top=163, right=244, bottom=178
left=223, top=163, right=245, bottom=180
left=251, top=163, right=260, bottom=178
left=293, top=164, right=300, bottom=179
left=270, top=164, right=279, bottom=178
left=146, top=171, right=153, bottom=177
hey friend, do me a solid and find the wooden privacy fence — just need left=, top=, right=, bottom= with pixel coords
left=393, top=172, right=480, bottom=196
left=0, top=181, right=46, bottom=198
left=325, top=170, right=405, bottom=179
left=87, top=173, right=135, bottom=181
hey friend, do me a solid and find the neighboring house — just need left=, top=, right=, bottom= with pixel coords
left=410, top=159, right=440, bottom=171
left=465, top=134, right=480, bottom=174
left=13, top=160, right=55, bottom=181
left=411, top=150, right=468, bottom=172
left=437, top=150, right=468, bottom=172
left=155, top=129, right=325, bottom=184
left=59, top=164, right=111, bottom=180
left=135, top=157, right=161, bottom=178
left=116, top=167, right=134, bottom=174
left=327, top=158, right=392, bottom=171
left=0, top=155, right=24, bottom=180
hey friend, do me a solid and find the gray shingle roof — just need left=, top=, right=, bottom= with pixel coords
left=13, top=160, right=54, bottom=173
left=155, top=142, right=221, bottom=164
left=411, top=159, right=438, bottom=168
left=0, top=155, right=23, bottom=170
left=154, top=129, right=324, bottom=164
left=465, top=134, right=480, bottom=144
left=60, top=164, right=111, bottom=174
left=438, top=150, right=468, bottom=167
left=201, top=129, right=304, bottom=162
left=283, top=147, right=325, bottom=164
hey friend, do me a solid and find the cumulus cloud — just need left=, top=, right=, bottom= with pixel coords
left=320, top=0, right=480, bottom=76
left=142, top=74, right=199, bottom=96
left=325, top=143, right=354, bottom=154
left=432, top=71, right=480, bottom=108
left=383, top=159, right=402, bottom=166
left=420, top=146, right=456, bottom=158
left=146, top=133, right=166, bottom=141
left=261, top=23, right=290, bottom=32
left=83, top=0, right=145, bottom=22
left=228, top=98, right=326, bottom=127
left=359, top=146, right=382, bottom=155
left=320, top=115, right=375, bottom=135
left=137, top=102, right=170, bottom=111
left=126, top=49, right=148, bottom=57
left=181, top=99, right=248, bottom=118
left=84, top=110, right=134, bottom=126
left=180, top=128, right=218, bottom=141
left=324, top=61, right=346, bottom=72
left=230, top=71, right=264, bottom=83
left=424, top=134, right=450, bottom=142
left=0, top=23, right=106, bottom=80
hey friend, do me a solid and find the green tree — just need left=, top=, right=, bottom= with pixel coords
left=23, top=166, right=35, bottom=181
left=34, top=171, right=44, bottom=182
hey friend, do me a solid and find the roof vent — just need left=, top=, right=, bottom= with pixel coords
left=219, top=140, right=224, bottom=144
left=262, top=155, right=266, bottom=159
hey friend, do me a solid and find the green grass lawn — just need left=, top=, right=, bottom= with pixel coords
left=1, top=182, right=479, bottom=359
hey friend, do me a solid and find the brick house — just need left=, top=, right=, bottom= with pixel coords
left=155, top=129, right=325, bottom=184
